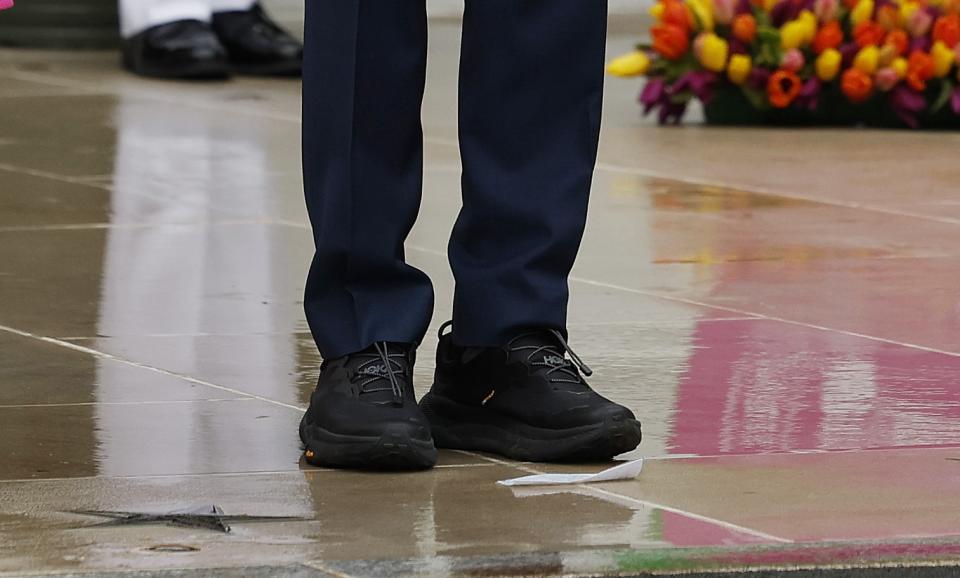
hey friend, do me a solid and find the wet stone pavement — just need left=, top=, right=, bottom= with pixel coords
left=3, top=20, right=960, bottom=578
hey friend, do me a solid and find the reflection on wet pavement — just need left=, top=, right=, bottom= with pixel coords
left=2, top=23, right=960, bottom=577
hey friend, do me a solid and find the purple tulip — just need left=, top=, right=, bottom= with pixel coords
left=671, top=71, right=718, bottom=105
left=910, top=36, right=932, bottom=53
left=659, top=101, right=689, bottom=125
left=796, top=78, right=822, bottom=111
left=839, top=43, right=860, bottom=68
left=748, top=68, right=771, bottom=91
left=951, top=86, right=960, bottom=114
left=729, top=38, right=750, bottom=55
left=770, top=0, right=793, bottom=26
left=890, top=85, right=927, bottom=129
left=640, top=78, right=667, bottom=115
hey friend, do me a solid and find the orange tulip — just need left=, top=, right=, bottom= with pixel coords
left=732, top=13, right=758, bottom=43
left=876, top=5, right=900, bottom=30
left=933, top=14, right=960, bottom=48
left=886, top=29, right=910, bottom=56
left=814, top=22, right=845, bottom=53
left=906, top=49, right=935, bottom=90
left=652, top=23, right=690, bottom=60
left=841, top=68, right=874, bottom=102
left=664, top=0, right=694, bottom=31
left=854, top=21, right=887, bottom=47
left=767, top=70, right=803, bottom=108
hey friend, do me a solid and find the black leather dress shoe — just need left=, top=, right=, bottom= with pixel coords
left=212, top=3, right=302, bottom=76
left=123, top=20, right=230, bottom=80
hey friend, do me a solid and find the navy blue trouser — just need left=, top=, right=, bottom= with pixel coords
left=302, top=1, right=608, bottom=359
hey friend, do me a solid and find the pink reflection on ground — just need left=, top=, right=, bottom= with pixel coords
left=669, top=319, right=960, bottom=455
left=659, top=510, right=772, bottom=546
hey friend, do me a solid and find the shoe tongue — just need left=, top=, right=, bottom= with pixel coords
left=507, top=332, right=573, bottom=371
left=347, top=344, right=411, bottom=402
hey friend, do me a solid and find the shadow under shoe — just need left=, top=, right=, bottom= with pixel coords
left=122, top=20, right=230, bottom=80
left=211, top=3, right=302, bottom=77
left=300, top=342, right=437, bottom=471
left=420, top=323, right=642, bottom=463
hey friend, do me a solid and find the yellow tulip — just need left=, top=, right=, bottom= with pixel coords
left=727, top=54, right=752, bottom=84
left=798, top=10, right=818, bottom=43
left=879, top=44, right=898, bottom=67
left=932, top=41, right=955, bottom=76
left=851, top=0, right=875, bottom=26
left=854, top=45, right=880, bottom=74
left=816, top=48, right=843, bottom=80
left=781, top=21, right=808, bottom=49
left=892, top=57, right=908, bottom=78
left=687, top=0, right=715, bottom=31
left=899, top=1, right=919, bottom=27
left=696, top=32, right=730, bottom=72
left=607, top=51, right=652, bottom=77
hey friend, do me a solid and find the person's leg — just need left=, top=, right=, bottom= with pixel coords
left=420, top=1, right=642, bottom=462
left=299, top=0, right=436, bottom=471
left=449, top=0, right=608, bottom=347
left=302, top=0, right=433, bottom=360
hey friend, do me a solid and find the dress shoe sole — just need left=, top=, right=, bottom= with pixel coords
left=230, top=60, right=302, bottom=77
left=123, top=56, right=231, bottom=80
left=419, top=392, right=642, bottom=463
left=299, top=418, right=438, bottom=471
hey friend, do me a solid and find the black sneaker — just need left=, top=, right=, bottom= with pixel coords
left=420, top=323, right=642, bottom=462
left=300, top=342, right=437, bottom=470
left=211, top=3, right=302, bottom=76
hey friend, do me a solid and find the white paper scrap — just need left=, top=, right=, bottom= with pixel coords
left=496, top=458, right=644, bottom=487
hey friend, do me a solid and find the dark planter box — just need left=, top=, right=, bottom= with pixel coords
left=704, top=84, right=960, bottom=130
left=0, top=0, right=119, bottom=49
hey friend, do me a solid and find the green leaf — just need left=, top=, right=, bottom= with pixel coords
left=670, top=90, right=694, bottom=104
left=741, top=86, right=770, bottom=110
left=931, top=79, right=953, bottom=113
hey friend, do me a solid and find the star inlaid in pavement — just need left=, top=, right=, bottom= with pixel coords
left=70, top=505, right=306, bottom=534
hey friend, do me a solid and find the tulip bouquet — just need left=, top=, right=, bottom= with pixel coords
left=608, top=0, right=960, bottom=127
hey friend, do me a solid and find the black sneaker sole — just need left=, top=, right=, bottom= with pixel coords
left=419, top=392, right=642, bottom=463
left=299, top=418, right=437, bottom=471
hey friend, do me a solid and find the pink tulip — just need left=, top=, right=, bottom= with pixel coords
left=814, top=0, right=839, bottom=23
left=0, top=0, right=13, bottom=10
left=694, top=34, right=707, bottom=60
left=714, top=0, right=737, bottom=24
left=782, top=48, right=806, bottom=72
left=908, top=8, right=933, bottom=37
left=875, top=67, right=900, bottom=91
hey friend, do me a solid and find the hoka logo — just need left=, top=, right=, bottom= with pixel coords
left=360, top=364, right=389, bottom=378
left=542, top=355, right=568, bottom=368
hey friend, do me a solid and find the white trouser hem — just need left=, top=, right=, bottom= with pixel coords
left=209, top=0, right=256, bottom=14
left=121, top=1, right=212, bottom=39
